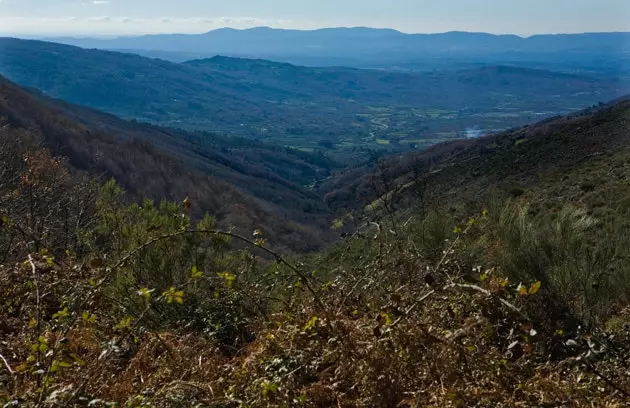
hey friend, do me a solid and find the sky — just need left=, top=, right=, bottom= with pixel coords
left=0, top=0, right=629, bottom=37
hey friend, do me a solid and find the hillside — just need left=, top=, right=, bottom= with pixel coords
left=1, top=37, right=627, bottom=162
left=321, top=98, right=630, bottom=228
left=0, top=75, right=336, bottom=252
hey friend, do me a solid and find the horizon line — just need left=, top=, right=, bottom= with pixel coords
left=18, top=26, right=630, bottom=40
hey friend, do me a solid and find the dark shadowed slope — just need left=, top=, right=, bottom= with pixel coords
left=0, top=75, right=336, bottom=252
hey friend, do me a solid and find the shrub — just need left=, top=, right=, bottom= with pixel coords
left=490, top=201, right=630, bottom=326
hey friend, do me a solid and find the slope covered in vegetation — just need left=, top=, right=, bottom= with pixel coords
left=1, top=92, right=629, bottom=405
left=321, top=98, right=630, bottom=223
left=0, top=75, right=335, bottom=252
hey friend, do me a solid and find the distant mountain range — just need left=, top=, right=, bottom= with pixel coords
left=46, top=28, right=630, bottom=68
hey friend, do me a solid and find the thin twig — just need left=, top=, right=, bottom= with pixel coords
left=0, top=352, right=13, bottom=375
left=444, top=283, right=526, bottom=318
left=391, top=290, right=436, bottom=328
left=336, top=270, right=372, bottom=315
left=583, top=360, right=630, bottom=400
left=27, top=254, right=42, bottom=387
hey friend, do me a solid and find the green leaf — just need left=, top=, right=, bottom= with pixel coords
left=114, top=316, right=133, bottom=330
left=191, top=265, right=204, bottom=279
left=163, top=287, right=184, bottom=304
left=52, top=307, right=69, bottom=320
left=82, top=311, right=97, bottom=323
left=217, top=272, right=236, bottom=287
left=303, top=316, right=318, bottom=331
left=381, top=312, right=392, bottom=325
left=137, top=287, right=153, bottom=301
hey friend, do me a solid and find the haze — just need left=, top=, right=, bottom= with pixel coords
left=0, top=0, right=629, bottom=36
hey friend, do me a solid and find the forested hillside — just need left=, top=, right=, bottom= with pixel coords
left=0, top=75, right=336, bottom=252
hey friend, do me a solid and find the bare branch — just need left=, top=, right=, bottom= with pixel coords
left=444, top=283, right=526, bottom=318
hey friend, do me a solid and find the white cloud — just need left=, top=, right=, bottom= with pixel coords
left=81, top=0, right=110, bottom=5
left=87, top=16, right=112, bottom=23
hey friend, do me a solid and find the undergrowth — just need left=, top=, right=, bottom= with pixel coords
left=1, top=137, right=630, bottom=407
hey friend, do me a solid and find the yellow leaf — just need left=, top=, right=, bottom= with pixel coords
left=82, top=311, right=97, bottom=323
left=114, top=316, right=132, bottom=330
left=528, top=281, right=542, bottom=295
left=217, top=272, right=236, bottom=287
left=137, top=287, right=153, bottom=301
left=517, top=284, right=528, bottom=296
left=191, top=265, right=203, bottom=279
left=381, top=312, right=392, bottom=325
left=52, top=307, right=69, bottom=320
left=304, top=316, right=318, bottom=331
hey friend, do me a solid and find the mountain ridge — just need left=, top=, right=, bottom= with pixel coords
left=43, top=28, right=630, bottom=66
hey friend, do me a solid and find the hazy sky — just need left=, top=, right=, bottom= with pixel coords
left=0, top=0, right=628, bottom=36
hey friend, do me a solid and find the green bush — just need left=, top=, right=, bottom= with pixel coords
left=89, top=180, right=269, bottom=352
left=491, top=200, right=630, bottom=325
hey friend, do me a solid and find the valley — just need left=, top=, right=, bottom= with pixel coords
left=1, top=38, right=627, bottom=164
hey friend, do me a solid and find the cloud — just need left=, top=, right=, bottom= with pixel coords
left=81, top=0, right=110, bottom=5
left=87, top=16, right=112, bottom=23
